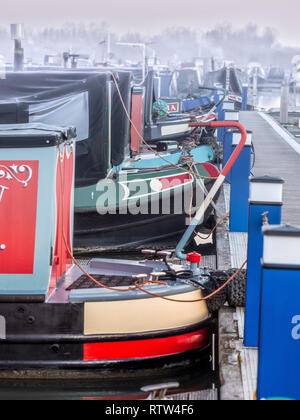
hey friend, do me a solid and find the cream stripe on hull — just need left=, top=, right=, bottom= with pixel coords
left=84, top=289, right=209, bottom=336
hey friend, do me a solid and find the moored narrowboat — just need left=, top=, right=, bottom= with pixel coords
left=0, top=70, right=220, bottom=251
left=0, top=117, right=247, bottom=369
left=0, top=124, right=212, bottom=368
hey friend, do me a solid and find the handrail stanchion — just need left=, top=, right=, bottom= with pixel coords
left=244, top=176, right=284, bottom=348
left=257, top=225, right=300, bottom=400
left=242, top=84, right=248, bottom=111
left=223, top=109, right=240, bottom=183
left=229, top=130, right=253, bottom=232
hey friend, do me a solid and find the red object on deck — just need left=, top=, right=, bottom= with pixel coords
left=83, top=328, right=209, bottom=361
left=186, top=252, right=202, bottom=264
left=0, top=160, right=39, bottom=274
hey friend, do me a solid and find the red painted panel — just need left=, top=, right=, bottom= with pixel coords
left=63, top=145, right=74, bottom=269
left=130, top=94, right=144, bottom=155
left=158, top=173, right=193, bottom=190
left=84, top=328, right=209, bottom=361
left=0, top=161, right=39, bottom=274
left=201, top=162, right=220, bottom=178
left=48, top=145, right=74, bottom=296
left=167, top=102, right=179, bottom=113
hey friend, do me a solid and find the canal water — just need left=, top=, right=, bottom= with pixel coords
left=0, top=253, right=219, bottom=400
left=0, top=346, right=219, bottom=400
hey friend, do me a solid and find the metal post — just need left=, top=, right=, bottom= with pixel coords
left=242, top=84, right=248, bottom=111
left=63, top=52, right=69, bottom=68
left=229, top=130, right=252, bottom=232
left=10, top=24, right=24, bottom=72
left=216, top=100, right=224, bottom=144
left=257, top=225, right=300, bottom=400
left=244, top=176, right=284, bottom=348
left=280, top=84, right=289, bottom=125
left=107, top=32, right=111, bottom=62
left=225, top=66, right=230, bottom=93
left=223, top=109, right=240, bottom=182
left=211, top=57, right=215, bottom=72
left=216, top=99, right=234, bottom=143
left=252, top=67, right=258, bottom=107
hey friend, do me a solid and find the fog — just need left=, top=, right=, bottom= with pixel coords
left=0, top=21, right=298, bottom=71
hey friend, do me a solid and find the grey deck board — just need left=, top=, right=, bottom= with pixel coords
left=239, top=111, right=300, bottom=225
left=218, top=110, right=300, bottom=400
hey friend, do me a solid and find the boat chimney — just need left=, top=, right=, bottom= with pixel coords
left=211, top=56, right=215, bottom=72
left=11, top=24, right=24, bottom=72
left=63, top=52, right=70, bottom=68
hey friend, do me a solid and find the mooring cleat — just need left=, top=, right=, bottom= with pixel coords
left=132, top=273, right=148, bottom=284
left=156, top=250, right=173, bottom=258
left=150, top=272, right=167, bottom=282
left=141, top=249, right=156, bottom=255
left=141, top=382, right=180, bottom=400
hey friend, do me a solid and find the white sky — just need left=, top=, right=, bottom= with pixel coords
left=1, top=0, right=300, bottom=46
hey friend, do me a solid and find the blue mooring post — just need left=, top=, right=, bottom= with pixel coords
left=216, top=102, right=224, bottom=142
left=217, top=100, right=234, bottom=145
left=223, top=109, right=240, bottom=183
left=244, top=176, right=284, bottom=348
left=242, top=84, right=248, bottom=111
left=214, top=90, right=223, bottom=140
left=229, top=130, right=252, bottom=232
left=257, top=225, right=300, bottom=401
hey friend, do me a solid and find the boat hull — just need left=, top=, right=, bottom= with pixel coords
left=74, top=206, right=215, bottom=251
left=0, top=258, right=212, bottom=369
left=74, top=162, right=220, bottom=251
left=0, top=321, right=210, bottom=369
left=145, top=113, right=216, bottom=143
left=0, top=299, right=210, bottom=368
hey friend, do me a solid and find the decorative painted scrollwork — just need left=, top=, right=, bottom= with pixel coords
left=0, top=164, right=32, bottom=188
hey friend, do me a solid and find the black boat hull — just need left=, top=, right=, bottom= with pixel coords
left=74, top=179, right=220, bottom=252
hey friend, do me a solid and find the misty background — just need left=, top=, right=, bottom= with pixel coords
left=0, top=22, right=298, bottom=70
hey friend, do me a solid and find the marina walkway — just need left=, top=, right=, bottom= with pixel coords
left=219, top=110, right=300, bottom=400
left=75, top=110, right=300, bottom=401
left=240, top=111, right=300, bottom=225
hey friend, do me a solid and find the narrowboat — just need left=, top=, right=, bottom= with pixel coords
left=143, top=70, right=221, bottom=143
left=0, top=118, right=247, bottom=369
left=203, top=66, right=243, bottom=109
left=0, top=124, right=211, bottom=368
left=0, top=70, right=220, bottom=251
